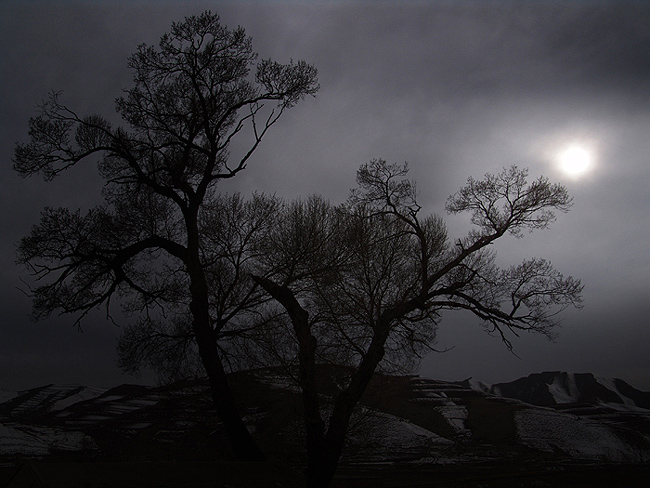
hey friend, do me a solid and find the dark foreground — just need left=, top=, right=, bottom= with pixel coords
left=2, top=461, right=650, bottom=488
left=332, top=463, right=650, bottom=487
left=2, top=370, right=650, bottom=486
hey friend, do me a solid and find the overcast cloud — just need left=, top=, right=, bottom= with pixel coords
left=1, top=1, right=649, bottom=391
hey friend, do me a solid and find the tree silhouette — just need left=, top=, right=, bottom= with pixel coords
left=253, top=160, right=583, bottom=488
left=14, top=11, right=318, bottom=461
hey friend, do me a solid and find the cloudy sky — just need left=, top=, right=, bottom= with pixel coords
left=1, top=0, right=649, bottom=391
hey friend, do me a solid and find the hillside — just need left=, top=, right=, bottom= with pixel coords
left=479, top=371, right=650, bottom=409
left=1, top=369, right=650, bottom=486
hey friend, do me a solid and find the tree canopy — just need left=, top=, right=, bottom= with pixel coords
left=14, top=10, right=318, bottom=461
left=251, top=160, right=583, bottom=487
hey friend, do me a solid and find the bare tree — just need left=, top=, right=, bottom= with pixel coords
left=116, top=192, right=282, bottom=383
left=14, top=11, right=318, bottom=461
left=253, top=160, right=583, bottom=488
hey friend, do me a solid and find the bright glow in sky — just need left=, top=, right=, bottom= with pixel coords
left=557, top=144, right=593, bottom=176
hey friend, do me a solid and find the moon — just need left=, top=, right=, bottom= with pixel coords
left=558, top=145, right=592, bottom=176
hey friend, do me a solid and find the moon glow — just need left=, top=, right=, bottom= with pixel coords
left=558, top=145, right=592, bottom=176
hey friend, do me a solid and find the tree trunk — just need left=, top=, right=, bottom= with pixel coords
left=192, top=310, right=265, bottom=461
left=299, top=328, right=327, bottom=482
left=305, top=326, right=391, bottom=488
left=187, top=216, right=264, bottom=461
left=306, top=440, right=344, bottom=488
left=252, top=276, right=326, bottom=470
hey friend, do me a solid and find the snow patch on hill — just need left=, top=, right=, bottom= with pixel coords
left=0, top=423, right=97, bottom=457
left=514, top=408, right=650, bottom=463
left=436, top=404, right=468, bottom=434
left=253, top=370, right=301, bottom=393
left=345, top=408, right=453, bottom=463
left=465, top=378, right=491, bottom=394
left=595, top=376, right=636, bottom=407
left=548, top=373, right=580, bottom=404
left=50, top=387, right=106, bottom=412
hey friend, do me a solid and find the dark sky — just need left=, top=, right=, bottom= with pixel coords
left=1, top=1, right=649, bottom=391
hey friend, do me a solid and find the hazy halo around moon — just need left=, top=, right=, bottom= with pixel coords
left=557, top=144, right=593, bottom=177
